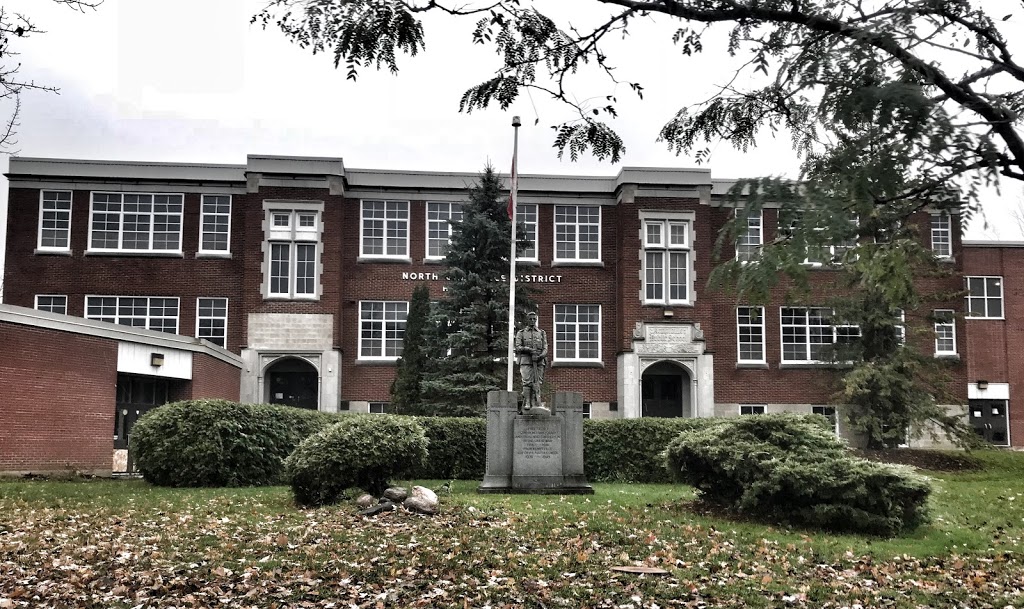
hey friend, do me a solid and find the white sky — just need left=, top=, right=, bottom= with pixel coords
left=1, top=0, right=1021, bottom=297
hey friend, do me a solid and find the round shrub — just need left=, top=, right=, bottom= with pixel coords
left=131, top=400, right=340, bottom=487
left=286, top=414, right=429, bottom=506
left=664, top=413, right=931, bottom=536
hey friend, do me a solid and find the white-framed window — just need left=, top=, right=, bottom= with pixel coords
left=361, top=200, right=409, bottom=258
left=265, top=205, right=321, bottom=299
left=516, top=203, right=538, bottom=261
left=196, top=297, right=228, bottom=348
left=740, top=404, right=766, bottom=415
left=88, top=192, right=183, bottom=253
left=781, top=307, right=859, bottom=363
left=369, top=402, right=390, bottom=414
left=359, top=301, right=408, bottom=360
left=38, top=190, right=72, bottom=252
left=34, top=295, right=67, bottom=314
left=643, top=219, right=691, bottom=305
left=812, top=405, right=839, bottom=436
left=553, top=304, right=601, bottom=362
left=966, top=276, right=1003, bottom=319
left=554, top=205, right=600, bottom=262
left=931, top=213, right=952, bottom=258
left=735, top=209, right=762, bottom=263
left=784, top=211, right=857, bottom=266
left=85, top=296, right=179, bottom=334
left=934, top=309, right=957, bottom=355
left=199, top=195, right=231, bottom=254
left=737, top=306, right=766, bottom=363
left=426, top=201, right=463, bottom=259
left=582, top=402, right=592, bottom=419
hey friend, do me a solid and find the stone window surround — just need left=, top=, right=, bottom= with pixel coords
left=261, top=200, right=324, bottom=301
left=638, top=210, right=696, bottom=307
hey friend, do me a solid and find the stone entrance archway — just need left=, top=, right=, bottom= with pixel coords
left=265, top=357, right=319, bottom=409
left=641, top=361, right=692, bottom=418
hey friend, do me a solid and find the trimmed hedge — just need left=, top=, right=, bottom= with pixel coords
left=131, top=400, right=340, bottom=487
left=664, top=414, right=932, bottom=536
left=582, top=418, right=722, bottom=483
left=412, top=417, right=487, bottom=480
left=286, top=414, right=429, bottom=505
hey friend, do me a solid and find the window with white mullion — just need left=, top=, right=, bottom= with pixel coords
left=361, top=200, right=409, bottom=258
left=934, top=309, right=957, bottom=355
left=85, top=296, right=179, bottom=334
left=359, top=301, right=408, bottom=360
left=643, top=219, right=690, bottom=305
left=264, top=207, right=321, bottom=300
left=516, top=203, right=538, bottom=261
left=966, top=276, right=1003, bottom=318
left=737, top=306, right=765, bottom=363
left=931, top=213, right=952, bottom=258
left=89, top=192, right=183, bottom=252
left=554, top=205, right=600, bottom=262
left=35, top=295, right=67, bottom=314
left=554, top=304, right=601, bottom=362
left=38, top=191, right=72, bottom=251
left=426, top=202, right=463, bottom=259
left=735, top=209, right=762, bottom=263
left=196, top=297, right=228, bottom=348
left=199, top=195, right=231, bottom=254
left=781, top=307, right=857, bottom=363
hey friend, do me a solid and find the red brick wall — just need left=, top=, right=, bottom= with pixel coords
left=963, top=245, right=1024, bottom=445
left=0, top=322, right=117, bottom=474
left=187, top=353, right=241, bottom=400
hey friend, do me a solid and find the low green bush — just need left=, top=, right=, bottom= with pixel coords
left=412, top=417, right=486, bottom=480
left=583, top=418, right=722, bottom=483
left=131, top=400, right=340, bottom=487
left=286, top=414, right=429, bottom=506
left=664, top=414, right=931, bottom=536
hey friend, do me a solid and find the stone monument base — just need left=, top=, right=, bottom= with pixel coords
left=478, top=390, right=594, bottom=495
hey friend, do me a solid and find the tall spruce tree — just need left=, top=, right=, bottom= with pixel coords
left=390, top=283, right=432, bottom=415
left=420, top=164, right=534, bottom=416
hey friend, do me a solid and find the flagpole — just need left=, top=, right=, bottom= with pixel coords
left=506, top=116, right=521, bottom=392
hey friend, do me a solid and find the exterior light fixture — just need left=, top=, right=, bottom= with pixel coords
left=977, top=380, right=989, bottom=390
left=151, top=353, right=165, bottom=367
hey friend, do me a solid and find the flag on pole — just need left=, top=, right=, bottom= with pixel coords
left=507, top=156, right=517, bottom=220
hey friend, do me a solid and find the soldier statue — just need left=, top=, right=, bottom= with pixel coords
left=514, top=311, right=548, bottom=411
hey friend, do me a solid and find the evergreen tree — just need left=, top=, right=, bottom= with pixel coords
left=420, top=164, right=534, bottom=416
left=390, top=283, right=432, bottom=415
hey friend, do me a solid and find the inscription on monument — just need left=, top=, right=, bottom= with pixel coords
left=512, top=418, right=563, bottom=478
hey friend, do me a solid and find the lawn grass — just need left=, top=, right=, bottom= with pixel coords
left=2, top=452, right=1023, bottom=608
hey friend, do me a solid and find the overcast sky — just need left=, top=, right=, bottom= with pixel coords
left=2, top=0, right=1021, bottom=296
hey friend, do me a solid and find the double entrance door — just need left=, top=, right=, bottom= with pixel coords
left=969, top=399, right=1009, bottom=446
